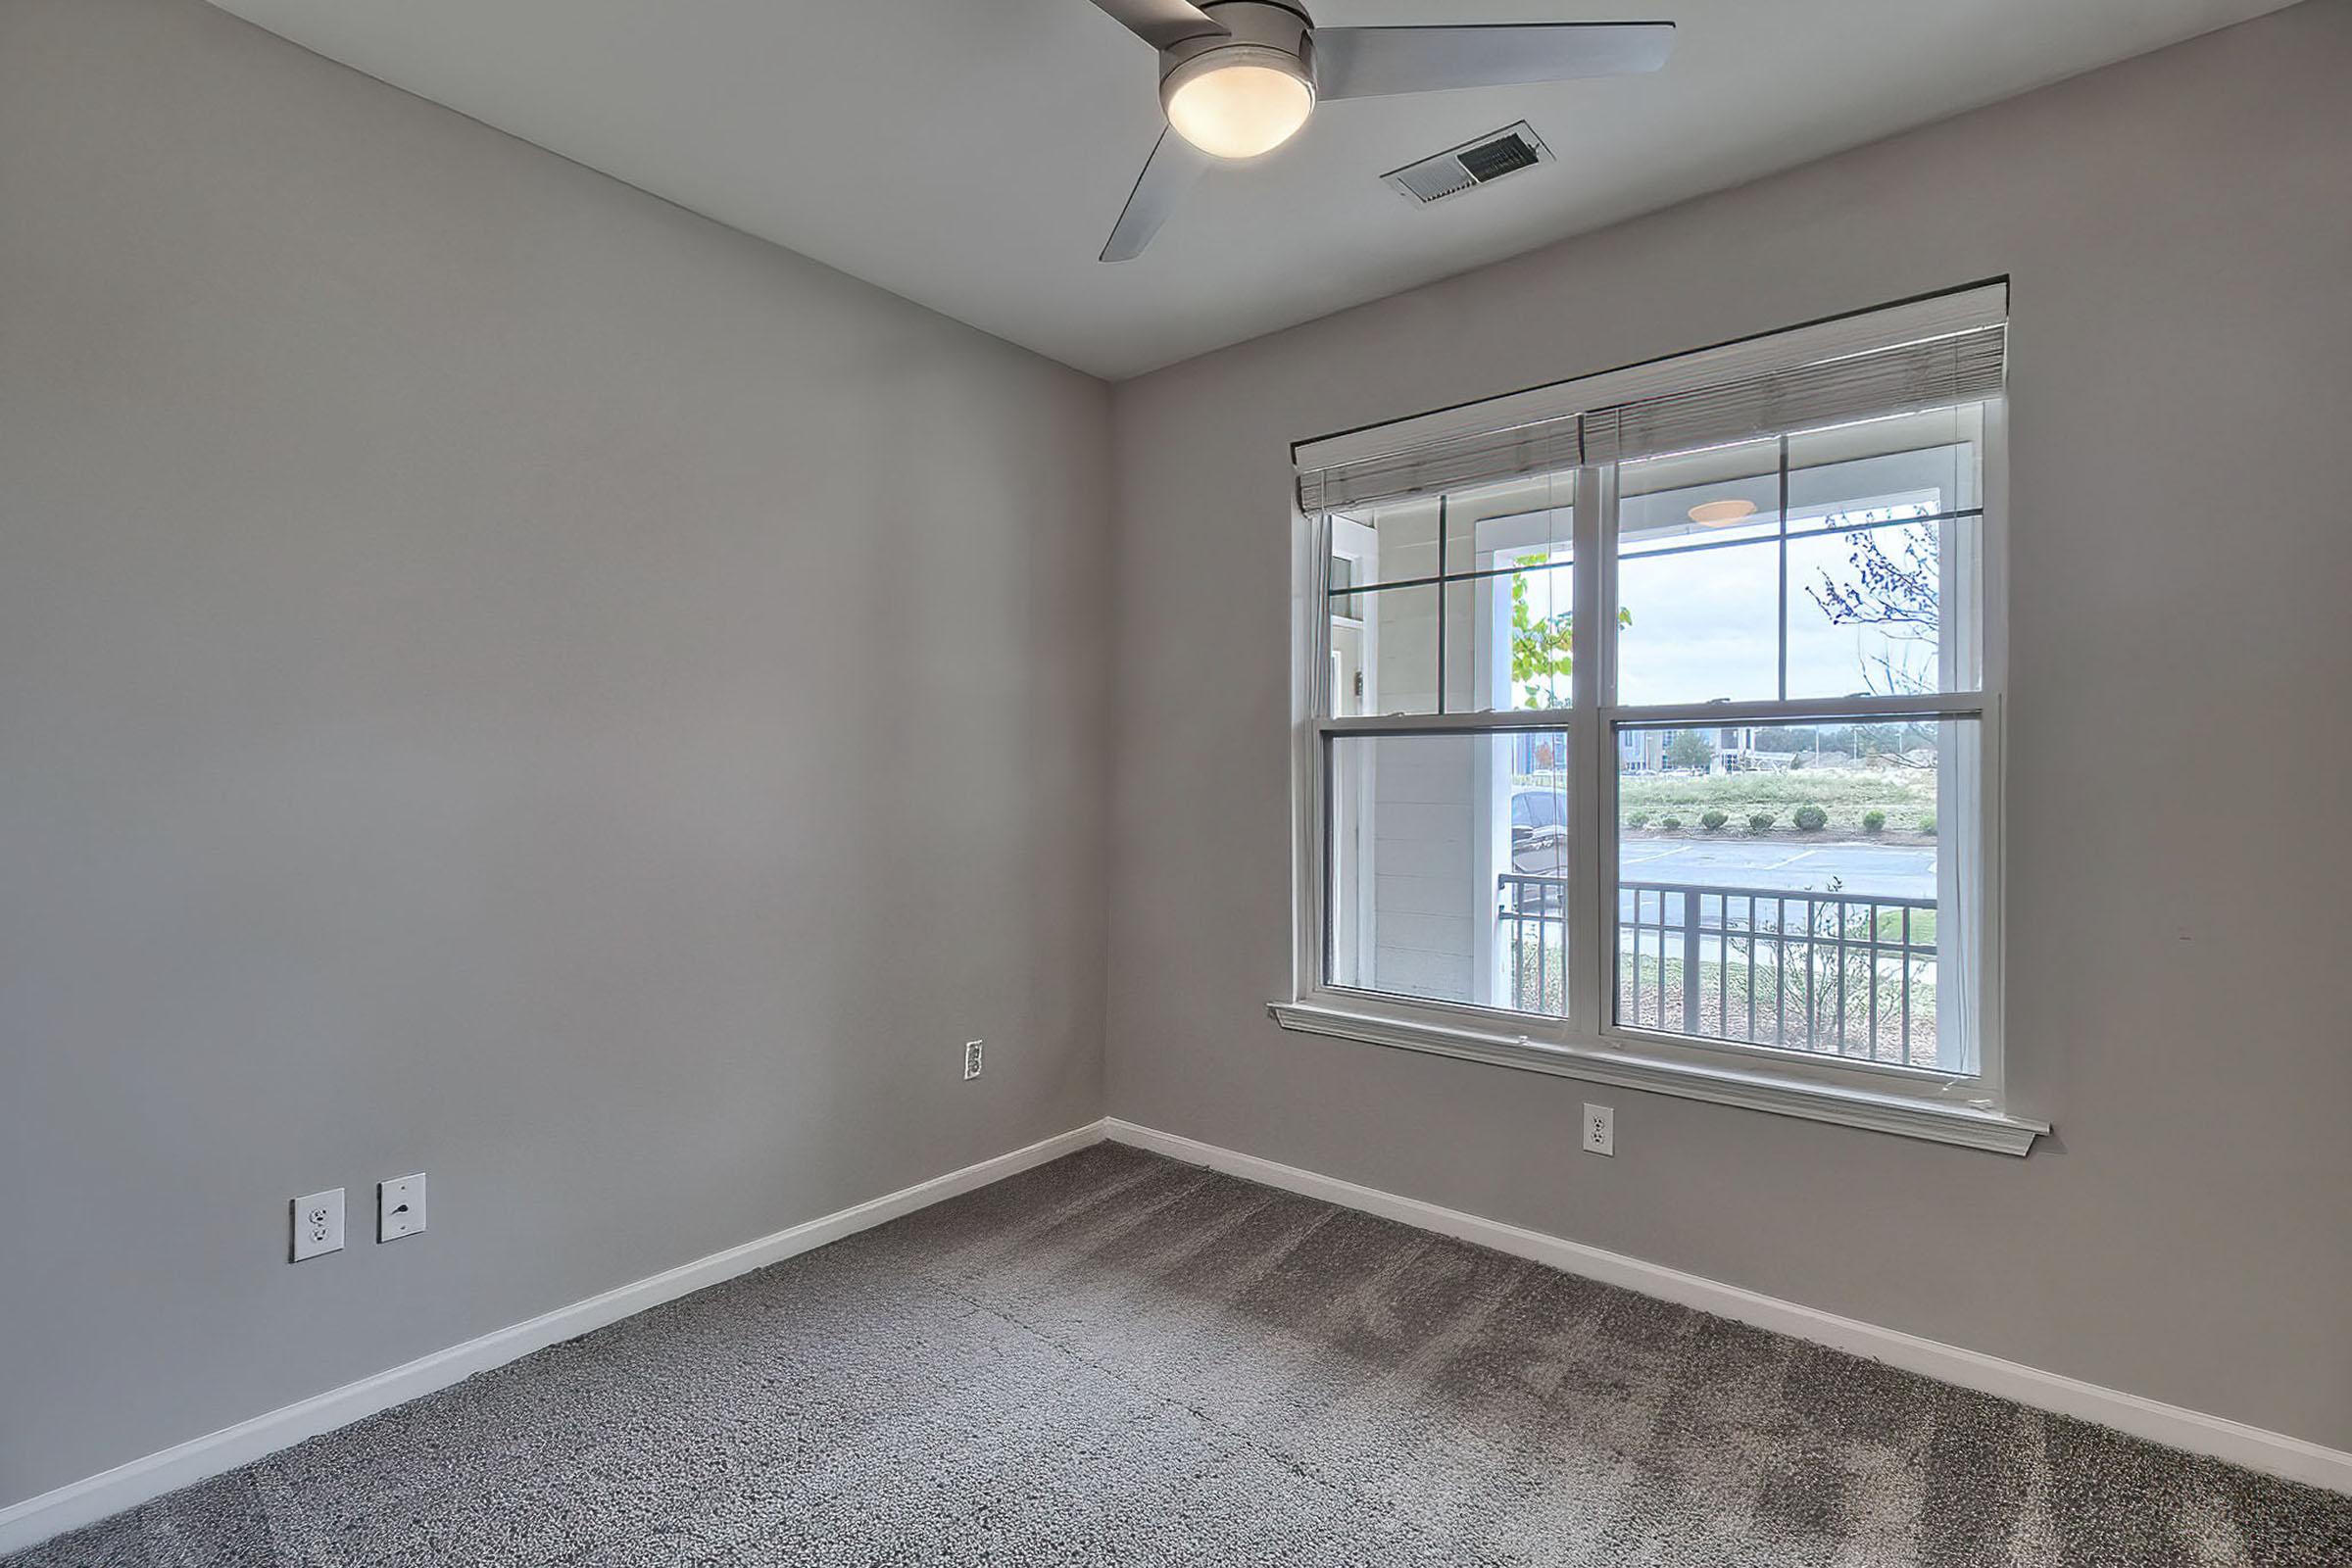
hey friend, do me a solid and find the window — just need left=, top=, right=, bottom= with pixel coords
left=1281, top=285, right=2041, bottom=1154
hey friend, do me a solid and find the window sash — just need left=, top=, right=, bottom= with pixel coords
left=1298, top=409, right=2005, bottom=1107
left=1302, top=719, right=1997, bottom=1101
left=1597, top=710, right=1985, bottom=1078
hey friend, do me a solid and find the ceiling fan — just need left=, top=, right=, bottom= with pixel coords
left=1089, top=1, right=1676, bottom=261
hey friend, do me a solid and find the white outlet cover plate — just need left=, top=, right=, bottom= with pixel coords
left=291, top=1188, right=345, bottom=1261
left=1582, top=1103, right=1615, bottom=1156
left=378, top=1173, right=426, bottom=1242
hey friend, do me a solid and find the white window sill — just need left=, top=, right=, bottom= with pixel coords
left=1266, top=1001, right=2047, bottom=1156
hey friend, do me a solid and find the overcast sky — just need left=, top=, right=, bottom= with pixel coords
left=1505, top=517, right=1954, bottom=709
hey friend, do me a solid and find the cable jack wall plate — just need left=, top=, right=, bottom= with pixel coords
left=378, top=1173, right=426, bottom=1242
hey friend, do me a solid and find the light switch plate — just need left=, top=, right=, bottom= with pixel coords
left=377, top=1173, right=426, bottom=1243
left=291, top=1189, right=344, bottom=1261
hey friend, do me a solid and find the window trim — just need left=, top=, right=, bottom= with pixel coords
left=1281, top=382, right=2040, bottom=1154
left=1264, top=999, right=2045, bottom=1156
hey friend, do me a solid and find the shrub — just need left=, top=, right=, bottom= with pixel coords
left=1862, top=809, right=1886, bottom=833
left=1700, top=809, right=1729, bottom=832
left=1748, top=811, right=1776, bottom=834
left=1918, top=814, right=1936, bottom=834
left=1658, top=814, right=1683, bottom=831
left=1626, top=811, right=1651, bottom=829
left=1792, top=804, right=1829, bottom=832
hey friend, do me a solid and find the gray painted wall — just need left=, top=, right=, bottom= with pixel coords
left=1105, top=1, right=2352, bottom=1452
left=0, top=0, right=1109, bottom=1506
left=7, top=0, right=2349, bottom=1515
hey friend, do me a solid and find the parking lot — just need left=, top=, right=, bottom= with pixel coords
left=1618, top=837, right=1936, bottom=899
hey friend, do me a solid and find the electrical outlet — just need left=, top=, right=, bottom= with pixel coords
left=962, top=1039, right=984, bottom=1081
left=290, top=1188, right=344, bottom=1261
left=377, top=1172, right=426, bottom=1243
left=1582, top=1103, right=1614, bottom=1156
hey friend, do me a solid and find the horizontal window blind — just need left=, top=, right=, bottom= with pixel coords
left=1298, top=282, right=2006, bottom=514
left=1583, top=324, right=2004, bottom=466
left=1299, top=420, right=1581, bottom=516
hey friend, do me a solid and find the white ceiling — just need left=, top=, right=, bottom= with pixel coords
left=206, top=0, right=2291, bottom=379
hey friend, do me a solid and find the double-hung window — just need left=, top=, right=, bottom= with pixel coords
left=1279, top=284, right=2044, bottom=1153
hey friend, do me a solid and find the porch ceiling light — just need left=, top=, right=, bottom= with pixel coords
left=1688, top=498, right=1758, bottom=527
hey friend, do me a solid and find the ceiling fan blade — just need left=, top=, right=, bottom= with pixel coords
left=1087, top=0, right=1229, bottom=51
left=1312, top=22, right=1676, bottom=101
left=1101, top=127, right=1211, bottom=263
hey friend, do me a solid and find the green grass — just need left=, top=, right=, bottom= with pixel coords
left=1618, top=770, right=1934, bottom=834
left=1700, top=903, right=1936, bottom=944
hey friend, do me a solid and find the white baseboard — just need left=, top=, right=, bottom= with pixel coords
left=1103, top=1117, right=2352, bottom=1497
left=0, top=1120, right=1110, bottom=1556
left=11, top=1111, right=2340, bottom=1554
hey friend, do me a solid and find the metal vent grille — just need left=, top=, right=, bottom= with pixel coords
left=1382, top=122, right=1553, bottom=207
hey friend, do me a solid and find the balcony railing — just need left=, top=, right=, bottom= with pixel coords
left=1496, top=874, right=1941, bottom=1068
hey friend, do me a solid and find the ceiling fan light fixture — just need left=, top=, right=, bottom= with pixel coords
left=1095, top=1, right=1676, bottom=260
left=1162, top=47, right=1315, bottom=160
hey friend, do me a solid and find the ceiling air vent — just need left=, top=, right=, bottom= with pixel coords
left=1382, top=122, right=1553, bottom=206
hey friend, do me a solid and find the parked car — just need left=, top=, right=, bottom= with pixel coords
left=1510, top=789, right=1569, bottom=877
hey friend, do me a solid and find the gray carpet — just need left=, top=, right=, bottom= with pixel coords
left=15, top=1143, right=2350, bottom=1566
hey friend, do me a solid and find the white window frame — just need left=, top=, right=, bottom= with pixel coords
left=1277, top=338, right=2043, bottom=1156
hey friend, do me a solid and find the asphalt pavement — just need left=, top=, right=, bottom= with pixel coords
left=1617, top=836, right=1936, bottom=899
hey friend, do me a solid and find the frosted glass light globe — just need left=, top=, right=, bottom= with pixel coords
left=1164, top=57, right=1314, bottom=160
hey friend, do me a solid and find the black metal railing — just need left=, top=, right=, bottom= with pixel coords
left=1496, top=874, right=1941, bottom=1066
left=1496, top=873, right=1570, bottom=1017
